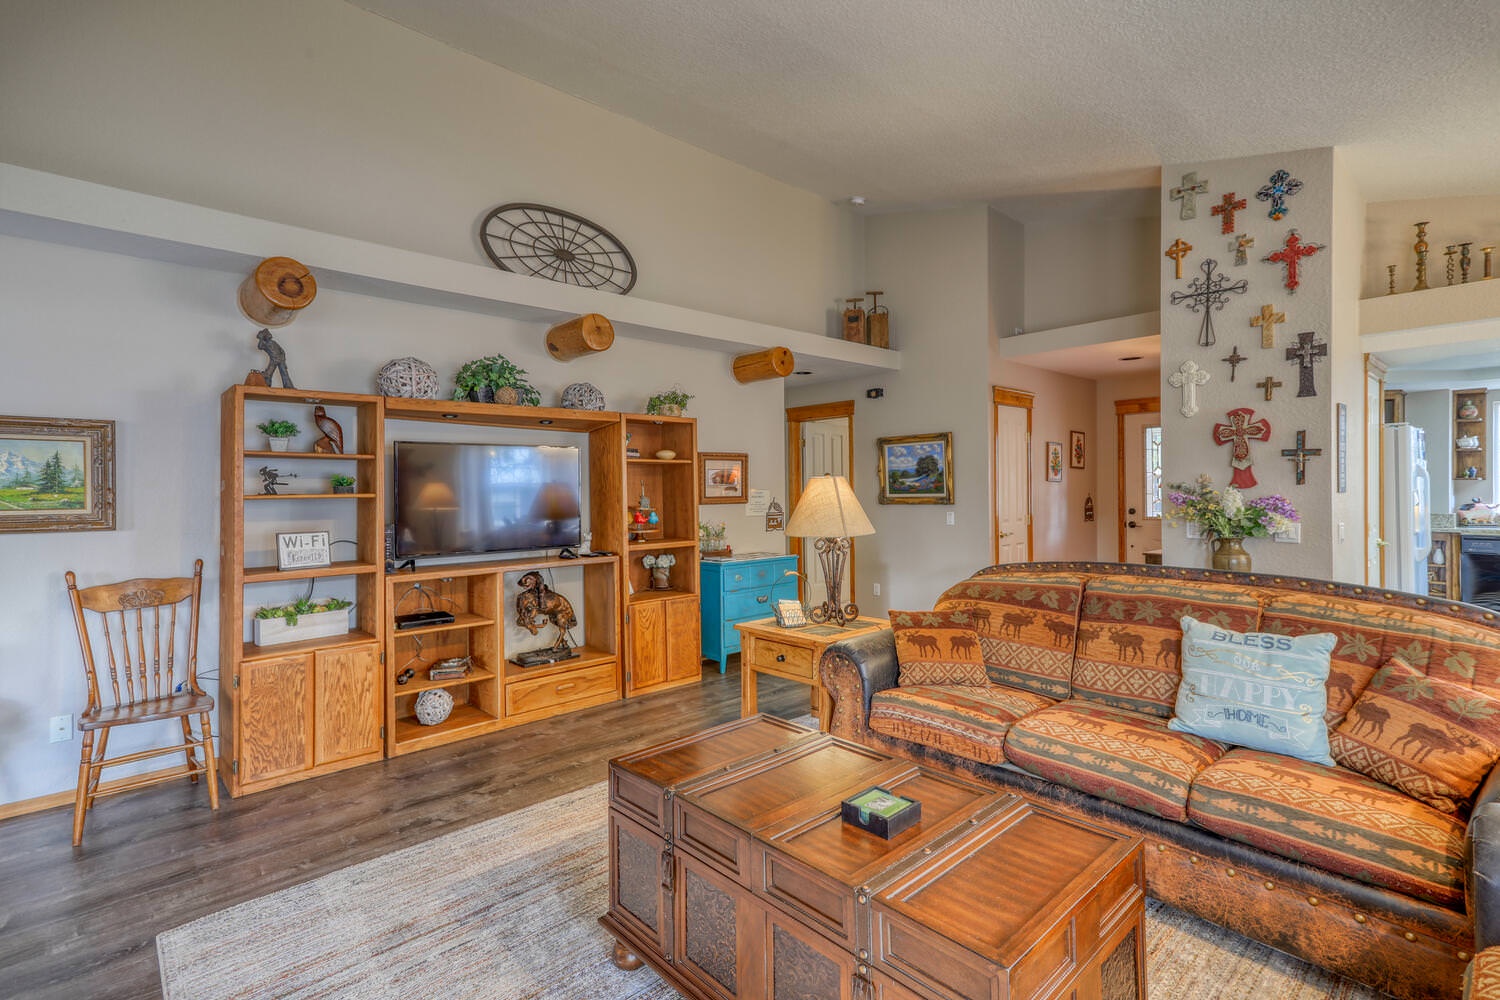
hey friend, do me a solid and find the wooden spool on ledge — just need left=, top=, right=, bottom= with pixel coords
left=545, top=313, right=615, bottom=361
left=732, top=347, right=795, bottom=383
left=238, top=256, right=317, bottom=327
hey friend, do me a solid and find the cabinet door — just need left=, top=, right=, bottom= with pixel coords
left=314, top=643, right=383, bottom=765
left=666, top=597, right=702, bottom=684
left=238, top=653, right=312, bottom=784
left=629, top=602, right=668, bottom=693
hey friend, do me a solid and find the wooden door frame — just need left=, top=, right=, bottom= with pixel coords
left=1115, top=396, right=1161, bottom=562
left=1367, top=354, right=1388, bottom=586
left=991, top=387, right=1034, bottom=564
left=786, top=401, right=856, bottom=604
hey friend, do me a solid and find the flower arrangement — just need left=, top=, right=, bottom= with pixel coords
left=698, top=520, right=728, bottom=553
left=1167, top=475, right=1299, bottom=540
left=642, top=552, right=677, bottom=589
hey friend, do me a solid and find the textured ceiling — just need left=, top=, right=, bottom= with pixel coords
left=352, top=0, right=1500, bottom=212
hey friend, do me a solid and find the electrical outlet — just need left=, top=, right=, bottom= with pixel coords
left=49, top=714, right=72, bottom=743
left=945, top=511, right=955, bottom=526
left=872, top=582, right=881, bottom=597
left=1274, top=523, right=1302, bottom=543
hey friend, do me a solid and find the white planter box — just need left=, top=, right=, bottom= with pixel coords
left=252, top=607, right=353, bottom=647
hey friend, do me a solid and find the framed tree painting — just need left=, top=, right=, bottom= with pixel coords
left=0, top=415, right=116, bottom=532
left=700, top=452, right=748, bottom=503
left=1046, top=441, right=1064, bottom=483
left=877, top=432, right=953, bottom=504
left=1069, top=430, right=1086, bottom=469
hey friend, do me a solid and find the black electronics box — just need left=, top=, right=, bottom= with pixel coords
left=394, top=609, right=456, bottom=630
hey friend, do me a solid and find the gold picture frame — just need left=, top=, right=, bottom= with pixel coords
left=0, top=415, right=116, bottom=533
left=700, top=452, right=748, bottom=504
left=877, top=432, right=953, bottom=504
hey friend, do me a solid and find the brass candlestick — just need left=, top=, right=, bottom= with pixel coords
left=1413, top=221, right=1430, bottom=290
left=1445, top=245, right=1458, bottom=285
left=1461, top=242, right=1474, bottom=283
left=1387, top=264, right=1397, bottom=295
left=1484, top=246, right=1495, bottom=280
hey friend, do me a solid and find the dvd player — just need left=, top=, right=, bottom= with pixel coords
left=394, top=609, right=456, bottom=630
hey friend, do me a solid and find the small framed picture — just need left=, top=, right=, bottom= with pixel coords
left=276, top=531, right=332, bottom=571
left=1046, top=441, right=1064, bottom=483
left=1069, top=430, right=1086, bottom=469
left=700, top=452, right=748, bottom=504
left=877, top=432, right=954, bottom=504
left=0, top=415, right=115, bottom=533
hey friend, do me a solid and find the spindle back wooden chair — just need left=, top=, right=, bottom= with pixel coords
left=65, top=559, right=219, bottom=845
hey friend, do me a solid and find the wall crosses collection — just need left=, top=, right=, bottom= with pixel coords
left=1166, top=165, right=1332, bottom=492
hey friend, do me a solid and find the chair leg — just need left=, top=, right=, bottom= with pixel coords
left=72, top=730, right=94, bottom=847
left=86, top=729, right=109, bottom=811
left=180, top=715, right=200, bottom=783
left=199, top=713, right=220, bottom=810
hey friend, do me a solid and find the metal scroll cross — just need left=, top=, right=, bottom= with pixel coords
left=1170, top=172, right=1209, bottom=220
left=1256, top=169, right=1303, bottom=221
left=1231, top=233, right=1255, bottom=266
left=1165, top=238, right=1193, bottom=279
left=1285, top=331, right=1328, bottom=398
left=1256, top=375, right=1283, bottom=401
left=1211, top=192, right=1247, bottom=235
left=1281, top=430, right=1323, bottom=485
left=1170, top=258, right=1248, bottom=346
left=1263, top=229, right=1324, bottom=295
left=1222, top=344, right=1247, bottom=381
left=1213, top=408, right=1272, bottom=488
left=1168, top=359, right=1211, bottom=418
left=1250, top=303, right=1285, bottom=349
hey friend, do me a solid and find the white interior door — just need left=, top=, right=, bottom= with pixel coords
left=993, top=402, right=1031, bottom=563
left=800, top=417, right=851, bottom=606
left=1121, top=411, right=1163, bottom=563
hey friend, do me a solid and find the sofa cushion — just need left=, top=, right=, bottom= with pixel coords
left=889, top=609, right=988, bottom=686
left=1004, top=701, right=1227, bottom=822
left=1330, top=655, right=1500, bottom=814
left=936, top=573, right=1085, bottom=699
left=868, top=684, right=1055, bottom=766
left=1187, top=748, right=1468, bottom=910
left=1071, top=576, right=1262, bottom=717
left=1168, top=616, right=1336, bottom=765
left=1261, top=592, right=1500, bottom=725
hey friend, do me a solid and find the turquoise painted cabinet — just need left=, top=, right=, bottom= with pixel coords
left=700, top=553, right=799, bottom=670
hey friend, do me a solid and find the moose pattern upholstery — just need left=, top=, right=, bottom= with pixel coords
left=821, top=562, right=1500, bottom=1000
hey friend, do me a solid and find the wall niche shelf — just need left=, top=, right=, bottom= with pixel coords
left=0, top=163, right=899, bottom=384
left=1453, top=388, right=1488, bottom=483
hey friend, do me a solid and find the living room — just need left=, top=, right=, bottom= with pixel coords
left=4, top=2, right=1500, bottom=998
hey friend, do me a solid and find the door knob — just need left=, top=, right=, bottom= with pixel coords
left=998, top=531, right=1012, bottom=539
left=1128, top=521, right=1139, bottom=528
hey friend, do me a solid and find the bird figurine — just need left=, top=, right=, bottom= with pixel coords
left=312, top=405, right=344, bottom=455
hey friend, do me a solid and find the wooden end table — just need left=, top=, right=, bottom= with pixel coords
left=736, top=616, right=887, bottom=731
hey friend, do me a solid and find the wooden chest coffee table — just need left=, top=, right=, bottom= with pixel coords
left=602, top=715, right=1145, bottom=1000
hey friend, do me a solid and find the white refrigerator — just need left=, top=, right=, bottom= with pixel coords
left=1382, top=423, right=1432, bottom=593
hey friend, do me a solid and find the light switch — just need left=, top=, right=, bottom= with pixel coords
left=945, top=511, right=955, bottom=526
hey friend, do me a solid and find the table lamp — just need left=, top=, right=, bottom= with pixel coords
left=786, top=474, right=875, bottom=627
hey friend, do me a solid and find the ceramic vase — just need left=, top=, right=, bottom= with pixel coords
left=1211, top=537, right=1251, bottom=573
left=652, top=567, right=671, bottom=590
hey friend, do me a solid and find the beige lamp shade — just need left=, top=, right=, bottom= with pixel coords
left=787, top=474, right=874, bottom=538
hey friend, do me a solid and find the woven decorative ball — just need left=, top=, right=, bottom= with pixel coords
left=376, top=357, right=441, bottom=399
left=413, top=688, right=454, bottom=726
left=561, top=382, right=606, bottom=410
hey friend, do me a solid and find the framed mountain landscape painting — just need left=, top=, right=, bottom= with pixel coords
left=0, top=415, right=115, bottom=532
left=877, top=431, right=953, bottom=504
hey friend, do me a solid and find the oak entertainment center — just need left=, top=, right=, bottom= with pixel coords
left=219, top=384, right=701, bottom=796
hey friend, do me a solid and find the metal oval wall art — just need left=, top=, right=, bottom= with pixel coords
left=479, top=203, right=637, bottom=294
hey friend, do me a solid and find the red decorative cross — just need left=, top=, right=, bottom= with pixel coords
left=1212, top=407, right=1272, bottom=489
left=1211, top=192, right=1246, bottom=235
left=1263, top=229, right=1325, bottom=294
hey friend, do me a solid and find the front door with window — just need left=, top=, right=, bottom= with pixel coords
left=1121, top=412, right=1163, bottom=563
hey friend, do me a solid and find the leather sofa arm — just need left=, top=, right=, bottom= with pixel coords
left=1470, top=764, right=1500, bottom=949
left=819, top=628, right=897, bottom=739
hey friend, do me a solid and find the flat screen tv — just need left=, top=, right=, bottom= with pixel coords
left=393, top=441, right=582, bottom=558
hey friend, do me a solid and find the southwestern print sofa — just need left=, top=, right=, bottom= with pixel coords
left=820, top=562, right=1500, bottom=1000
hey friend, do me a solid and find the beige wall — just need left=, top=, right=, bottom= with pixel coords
left=0, top=0, right=863, bottom=334
left=1023, top=216, right=1158, bottom=333
left=1363, top=195, right=1500, bottom=300
left=1330, top=149, right=1369, bottom=581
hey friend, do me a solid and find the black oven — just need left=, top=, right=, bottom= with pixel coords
left=1461, top=535, right=1500, bottom=610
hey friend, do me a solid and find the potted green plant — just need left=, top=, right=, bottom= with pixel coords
left=451, top=354, right=542, bottom=406
left=256, top=418, right=300, bottom=452
left=646, top=387, right=694, bottom=417
left=330, top=473, right=356, bottom=494
left=252, top=596, right=354, bottom=646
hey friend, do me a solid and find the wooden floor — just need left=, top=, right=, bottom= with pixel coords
left=0, top=659, right=810, bottom=999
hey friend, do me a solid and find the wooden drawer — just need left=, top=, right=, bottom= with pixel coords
left=505, top=661, right=616, bottom=717
left=748, top=637, right=814, bottom=677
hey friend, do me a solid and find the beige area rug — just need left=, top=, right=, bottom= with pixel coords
left=158, top=783, right=1386, bottom=1000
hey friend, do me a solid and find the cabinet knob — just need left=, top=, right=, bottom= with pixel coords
left=733, top=574, right=743, bottom=582
left=776, top=654, right=786, bottom=662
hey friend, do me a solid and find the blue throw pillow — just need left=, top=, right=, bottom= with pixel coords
left=1168, top=615, right=1336, bottom=766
